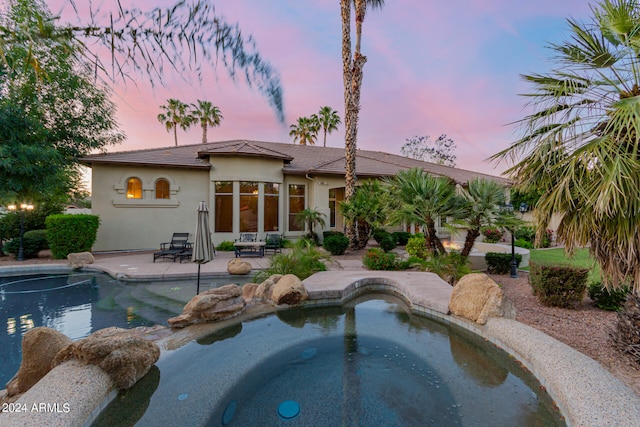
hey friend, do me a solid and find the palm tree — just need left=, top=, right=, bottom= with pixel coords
left=385, top=168, right=461, bottom=255
left=191, top=100, right=223, bottom=144
left=157, top=99, right=192, bottom=146
left=456, top=178, right=514, bottom=258
left=289, top=116, right=319, bottom=145
left=341, top=0, right=385, bottom=247
left=315, top=106, right=341, bottom=147
left=490, top=0, right=640, bottom=295
left=339, top=180, right=388, bottom=249
left=295, top=208, right=327, bottom=244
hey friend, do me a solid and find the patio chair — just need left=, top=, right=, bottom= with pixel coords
left=263, top=233, right=283, bottom=255
left=153, top=232, right=191, bottom=262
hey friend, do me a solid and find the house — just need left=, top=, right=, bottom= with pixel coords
left=80, top=139, right=508, bottom=251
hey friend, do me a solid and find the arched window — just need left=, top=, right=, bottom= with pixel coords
left=155, top=179, right=170, bottom=199
left=126, top=177, right=142, bottom=199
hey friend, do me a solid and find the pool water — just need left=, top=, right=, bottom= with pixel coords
left=94, top=296, right=565, bottom=426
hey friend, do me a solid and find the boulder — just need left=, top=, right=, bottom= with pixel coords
left=67, top=251, right=94, bottom=269
left=270, top=274, right=308, bottom=305
left=448, top=273, right=514, bottom=325
left=227, top=259, right=252, bottom=275
left=241, top=283, right=259, bottom=303
left=6, top=327, right=72, bottom=396
left=254, top=274, right=283, bottom=302
left=168, top=284, right=246, bottom=328
left=52, top=327, right=160, bottom=390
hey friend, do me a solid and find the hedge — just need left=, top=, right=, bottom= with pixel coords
left=2, top=229, right=49, bottom=259
left=485, top=252, right=522, bottom=274
left=529, top=262, right=589, bottom=308
left=46, top=214, right=100, bottom=259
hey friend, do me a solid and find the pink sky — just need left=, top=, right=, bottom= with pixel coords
left=54, top=0, right=594, bottom=176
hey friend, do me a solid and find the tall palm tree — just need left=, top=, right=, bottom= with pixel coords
left=490, top=0, right=640, bottom=294
left=315, top=106, right=341, bottom=147
left=456, top=178, right=513, bottom=258
left=191, top=100, right=223, bottom=144
left=385, top=168, right=460, bottom=255
left=157, top=99, right=192, bottom=146
left=341, top=0, right=385, bottom=247
left=289, top=116, right=319, bottom=145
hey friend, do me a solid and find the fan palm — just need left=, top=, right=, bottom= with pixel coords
left=157, top=99, right=192, bottom=146
left=385, top=168, right=461, bottom=255
left=295, top=208, right=327, bottom=244
left=490, top=0, right=640, bottom=293
left=191, top=100, right=223, bottom=144
left=289, top=116, right=319, bottom=145
left=315, top=106, right=341, bottom=147
left=341, top=0, right=385, bottom=247
left=456, top=178, right=514, bottom=258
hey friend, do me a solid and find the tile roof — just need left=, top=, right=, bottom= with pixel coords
left=81, top=139, right=509, bottom=184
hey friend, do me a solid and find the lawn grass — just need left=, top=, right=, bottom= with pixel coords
left=524, top=247, right=602, bottom=283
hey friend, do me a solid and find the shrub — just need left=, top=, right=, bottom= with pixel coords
left=540, top=228, right=554, bottom=248
left=362, top=248, right=397, bottom=270
left=2, top=229, right=49, bottom=259
left=379, top=235, right=397, bottom=252
left=323, top=234, right=349, bottom=255
left=588, top=282, right=630, bottom=311
left=529, top=262, right=589, bottom=308
left=514, top=238, right=533, bottom=249
left=254, top=240, right=328, bottom=282
left=0, top=203, right=64, bottom=240
left=372, top=229, right=392, bottom=244
left=514, top=226, right=535, bottom=243
left=406, top=234, right=429, bottom=259
left=392, top=231, right=412, bottom=246
left=397, top=255, right=426, bottom=270
left=46, top=214, right=100, bottom=259
left=485, top=252, right=523, bottom=275
left=323, top=231, right=344, bottom=239
left=423, top=251, right=471, bottom=285
left=481, top=227, right=503, bottom=243
left=216, top=240, right=235, bottom=251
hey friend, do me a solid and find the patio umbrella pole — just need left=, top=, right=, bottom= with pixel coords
left=197, top=264, right=201, bottom=295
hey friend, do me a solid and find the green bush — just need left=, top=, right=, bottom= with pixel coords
left=372, top=229, right=392, bottom=244
left=323, top=231, right=344, bottom=239
left=0, top=203, right=64, bottom=240
left=529, top=262, right=589, bottom=308
left=392, top=231, right=412, bottom=246
left=406, top=234, right=429, bottom=259
left=323, top=234, right=349, bottom=255
left=46, top=214, right=100, bottom=259
left=362, top=248, right=397, bottom=270
left=254, top=240, right=328, bottom=282
left=514, top=238, right=533, bottom=249
left=485, top=252, right=523, bottom=274
left=423, top=251, right=471, bottom=285
left=2, top=229, right=49, bottom=259
left=514, top=226, right=535, bottom=243
left=481, top=227, right=503, bottom=243
left=588, top=282, right=630, bottom=311
left=397, top=255, right=426, bottom=270
left=379, top=235, right=397, bottom=252
left=216, top=240, right=235, bottom=251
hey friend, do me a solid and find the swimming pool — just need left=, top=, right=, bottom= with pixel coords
left=93, top=295, right=564, bottom=426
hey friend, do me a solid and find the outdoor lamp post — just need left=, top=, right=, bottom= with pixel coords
left=500, top=203, right=518, bottom=278
left=8, top=203, right=34, bottom=261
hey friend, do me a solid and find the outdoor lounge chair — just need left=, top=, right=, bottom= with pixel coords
left=263, top=233, right=283, bottom=255
left=153, top=232, right=191, bottom=262
left=234, top=233, right=262, bottom=257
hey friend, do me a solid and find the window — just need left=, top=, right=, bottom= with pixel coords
left=328, top=188, right=344, bottom=228
left=215, top=181, right=233, bottom=232
left=155, top=179, right=170, bottom=199
left=126, top=178, right=142, bottom=199
left=264, top=183, right=279, bottom=232
left=239, top=182, right=258, bottom=232
left=288, top=184, right=305, bottom=231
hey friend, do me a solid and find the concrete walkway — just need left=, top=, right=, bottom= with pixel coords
left=2, top=251, right=640, bottom=427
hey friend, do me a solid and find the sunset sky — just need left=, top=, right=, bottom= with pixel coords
left=53, top=0, right=594, bottom=175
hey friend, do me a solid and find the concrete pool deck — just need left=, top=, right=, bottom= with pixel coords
left=1, top=252, right=640, bottom=426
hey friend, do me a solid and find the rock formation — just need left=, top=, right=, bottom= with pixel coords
left=227, top=259, right=252, bottom=275
left=52, top=327, right=160, bottom=390
left=5, top=327, right=72, bottom=396
left=168, top=284, right=246, bottom=328
left=270, top=274, right=308, bottom=305
left=448, top=273, right=514, bottom=325
left=67, top=251, right=95, bottom=269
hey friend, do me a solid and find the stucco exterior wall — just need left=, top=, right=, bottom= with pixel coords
left=91, top=164, right=209, bottom=251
